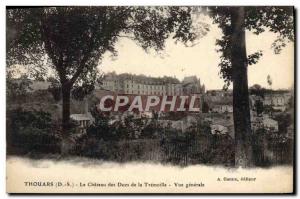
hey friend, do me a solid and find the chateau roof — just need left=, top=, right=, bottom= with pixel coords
left=104, top=72, right=181, bottom=84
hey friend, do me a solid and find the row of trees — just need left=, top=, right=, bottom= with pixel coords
left=7, top=6, right=294, bottom=167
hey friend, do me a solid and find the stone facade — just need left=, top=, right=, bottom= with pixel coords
left=100, top=72, right=205, bottom=96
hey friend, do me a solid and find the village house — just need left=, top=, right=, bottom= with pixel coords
left=158, top=115, right=198, bottom=133
left=249, top=95, right=264, bottom=109
left=203, top=90, right=232, bottom=114
left=263, top=93, right=290, bottom=112
left=70, top=114, right=92, bottom=134
left=206, top=89, right=232, bottom=97
left=250, top=91, right=292, bottom=113
left=211, top=104, right=233, bottom=113
left=262, top=117, right=279, bottom=132
left=70, top=98, right=94, bottom=134
left=250, top=111, right=279, bottom=132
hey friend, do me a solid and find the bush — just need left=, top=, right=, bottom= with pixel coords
left=7, top=108, right=60, bottom=154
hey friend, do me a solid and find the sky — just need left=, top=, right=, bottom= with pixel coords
left=100, top=17, right=294, bottom=90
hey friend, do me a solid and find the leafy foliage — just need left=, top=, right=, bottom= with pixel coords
left=47, top=76, right=61, bottom=101
left=208, top=6, right=294, bottom=89
left=87, top=108, right=117, bottom=141
left=273, top=113, right=292, bottom=134
left=71, top=83, right=95, bottom=101
left=249, top=84, right=266, bottom=98
left=254, top=100, right=264, bottom=116
left=7, top=7, right=203, bottom=88
left=7, top=73, right=32, bottom=101
left=201, top=101, right=210, bottom=113
left=7, top=108, right=60, bottom=154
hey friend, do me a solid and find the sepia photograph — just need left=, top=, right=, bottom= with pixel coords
left=5, top=4, right=295, bottom=194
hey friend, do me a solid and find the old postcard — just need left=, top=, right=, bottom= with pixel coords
left=6, top=6, right=295, bottom=194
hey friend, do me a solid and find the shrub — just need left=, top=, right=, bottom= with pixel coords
left=7, top=108, right=60, bottom=154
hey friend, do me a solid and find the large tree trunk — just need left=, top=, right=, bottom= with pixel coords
left=230, top=7, right=253, bottom=167
left=61, top=84, right=73, bottom=155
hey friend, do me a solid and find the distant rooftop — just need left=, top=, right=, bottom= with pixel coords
left=70, top=114, right=91, bottom=121
left=104, top=72, right=182, bottom=84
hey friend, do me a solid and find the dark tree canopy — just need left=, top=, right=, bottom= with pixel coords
left=7, top=6, right=204, bottom=87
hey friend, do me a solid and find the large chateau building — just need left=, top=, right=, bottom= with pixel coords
left=99, top=72, right=205, bottom=95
